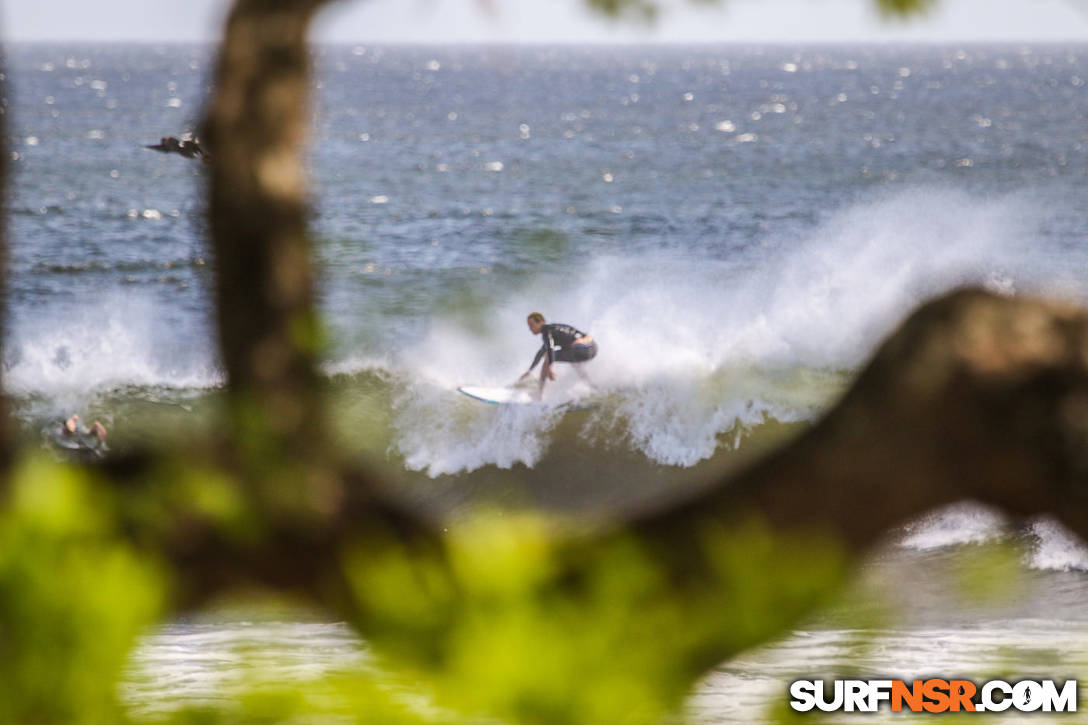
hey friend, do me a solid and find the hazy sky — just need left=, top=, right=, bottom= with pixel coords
left=5, top=0, right=1088, bottom=43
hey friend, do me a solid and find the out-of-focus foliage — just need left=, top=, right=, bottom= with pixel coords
left=0, top=465, right=849, bottom=724
left=0, top=458, right=165, bottom=724
left=339, top=513, right=847, bottom=724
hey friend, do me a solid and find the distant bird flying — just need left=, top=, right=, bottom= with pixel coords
left=145, top=134, right=210, bottom=162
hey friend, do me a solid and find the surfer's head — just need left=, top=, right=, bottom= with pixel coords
left=527, top=312, right=545, bottom=334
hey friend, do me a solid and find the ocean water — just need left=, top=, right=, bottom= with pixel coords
left=7, top=43, right=1088, bottom=720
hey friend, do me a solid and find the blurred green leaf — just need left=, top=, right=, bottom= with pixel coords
left=0, top=458, right=165, bottom=724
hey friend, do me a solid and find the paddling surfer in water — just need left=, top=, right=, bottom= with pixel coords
left=518, top=312, right=597, bottom=399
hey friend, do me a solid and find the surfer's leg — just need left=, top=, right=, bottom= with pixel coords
left=573, top=363, right=593, bottom=387
left=564, top=343, right=596, bottom=387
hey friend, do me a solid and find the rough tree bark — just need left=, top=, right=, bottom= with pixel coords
left=203, top=0, right=336, bottom=480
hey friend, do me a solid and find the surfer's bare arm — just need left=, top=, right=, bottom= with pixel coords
left=530, top=346, right=546, bottom=371
left=523, top=338, right=550, bottom=381
left=533, top=329, right=558, bottom=387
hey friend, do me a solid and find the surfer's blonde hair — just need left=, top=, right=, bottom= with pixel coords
left=527, top=312, right=545, bottom=324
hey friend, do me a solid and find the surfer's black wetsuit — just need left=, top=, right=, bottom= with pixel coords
left=529, top=323, right=598, bottom=370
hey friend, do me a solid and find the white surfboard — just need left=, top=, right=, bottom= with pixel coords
left=457, top=385, right=598, bottom=411
left=457, top=385, right=537, bottom=405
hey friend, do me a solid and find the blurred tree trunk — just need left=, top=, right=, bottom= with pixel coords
left=202, top=0, right=341, bottom=514
left=202, top=2, right=332, bottom=457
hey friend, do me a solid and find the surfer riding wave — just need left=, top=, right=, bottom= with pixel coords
left=518, top=312, right=597, bottom=399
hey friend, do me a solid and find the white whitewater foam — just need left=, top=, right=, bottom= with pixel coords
left=1028, top=518, right=1088, bottom=572
left=693, top=620, right=1088, bottom=723
left=898, top=506, right=1088, bottom=573
left=123, top=621, right=367, bottom=716
left=392, top=378, right=565, bottom=476
left=722, top=186, right=1038, bottom=369
left=392, top=187, right=1053, bottom=472
left=123, top=617, right=1088, bottom=722
left=5, top=293, right=220, bottom=407
left=899, top=503, right=1008, bottom=550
